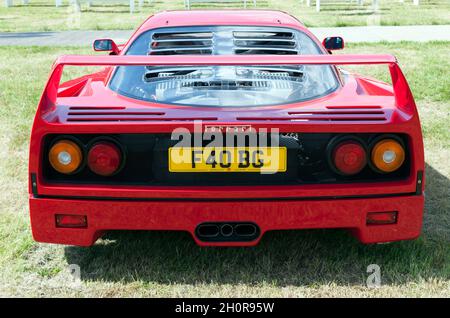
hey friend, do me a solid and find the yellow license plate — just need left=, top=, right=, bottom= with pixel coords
left=168, top=147, right=287, bottom=173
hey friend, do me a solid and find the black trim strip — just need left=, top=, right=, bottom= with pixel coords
left=33, top=191, right=419, bottom=203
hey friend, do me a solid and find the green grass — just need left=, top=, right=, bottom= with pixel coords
left=0, top=0, right=449, bottom=32
left=0, top=43, right=449, bottom=297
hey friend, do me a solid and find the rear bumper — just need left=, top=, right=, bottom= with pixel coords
left=29, top=194, right=424, bottom=247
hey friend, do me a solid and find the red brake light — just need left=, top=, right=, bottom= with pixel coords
left=332, top=140, right=367, bottom=175
left=87, top=141, right=122, bottom=176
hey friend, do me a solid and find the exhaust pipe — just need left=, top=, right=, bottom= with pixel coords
left=196, top=223, right=220, bottom=238
left=195, top=222, right=260, bottom=242
left=220, top=224, right=234, bottom=237
left=234, top=223, right=257, bottom=237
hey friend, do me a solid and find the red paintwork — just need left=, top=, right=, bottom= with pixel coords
left=29, top=10, right=425, bottom=246
left=30, top=195, right=424, bottom=247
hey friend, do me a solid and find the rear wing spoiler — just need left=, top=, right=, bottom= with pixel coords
left=39, top=54, right=415, bottom=115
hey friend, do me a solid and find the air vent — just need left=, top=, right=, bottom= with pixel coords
left=180, top=80, right=270, bottom=89
left=66, top=106, right=164, bottom=121
left=147, top=28, right=301, bottom=56
left=288, top=111, right=385, bottom=115
left=67, top=117, right=217, bottom=122
left=233, top=31, right=298, bottom=55
left=68, top=106, right=126, bottom=110
left=151, top=80, right=293, bottom=91
left=149, top=31, right=213, bottom=55
left=65, top=106, right=217, bottom=122
left=326, top=105, right=382, bottom=110
left=237, top=109, right=387, bottom=122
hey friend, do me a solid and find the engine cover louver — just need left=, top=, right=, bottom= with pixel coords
left=233, top=31, right=298, bottom=55
left=147, top=27, right=301, bottom=56
left=149, top=31, right=214, bottom=55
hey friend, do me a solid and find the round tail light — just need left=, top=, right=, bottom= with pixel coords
left=371, top=139, right=405, bottom=173
left=332, top=140, right=367, bottom=176
left=87, top=141, right=122, bottom=176
left=49, top=139, right=83, bottom=174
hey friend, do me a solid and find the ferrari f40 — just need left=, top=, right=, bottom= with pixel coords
left=29, top=10, right=425, bottom=246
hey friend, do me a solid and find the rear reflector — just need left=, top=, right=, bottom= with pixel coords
left=366, top=211, right=398, bottom=225
left=55, top=214, right=87, bottom=228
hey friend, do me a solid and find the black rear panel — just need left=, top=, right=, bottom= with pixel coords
left=42, top=133, right=410, bottom=186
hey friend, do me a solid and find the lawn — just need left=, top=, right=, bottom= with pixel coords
left=0, top=0, right=449, bottom=32
left=0, top=42, right=449, bottom=297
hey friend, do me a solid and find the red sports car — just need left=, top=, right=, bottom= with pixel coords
left=29, top=10, right=425, bottom=247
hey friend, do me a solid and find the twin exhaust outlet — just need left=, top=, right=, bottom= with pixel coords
left=195, top=222, right=260, bottom=242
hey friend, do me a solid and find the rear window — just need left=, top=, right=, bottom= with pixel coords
left=109, top=26, right=339, bottom=107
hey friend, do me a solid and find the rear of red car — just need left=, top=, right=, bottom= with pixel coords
left=28, top=11, right=425, bottom=247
